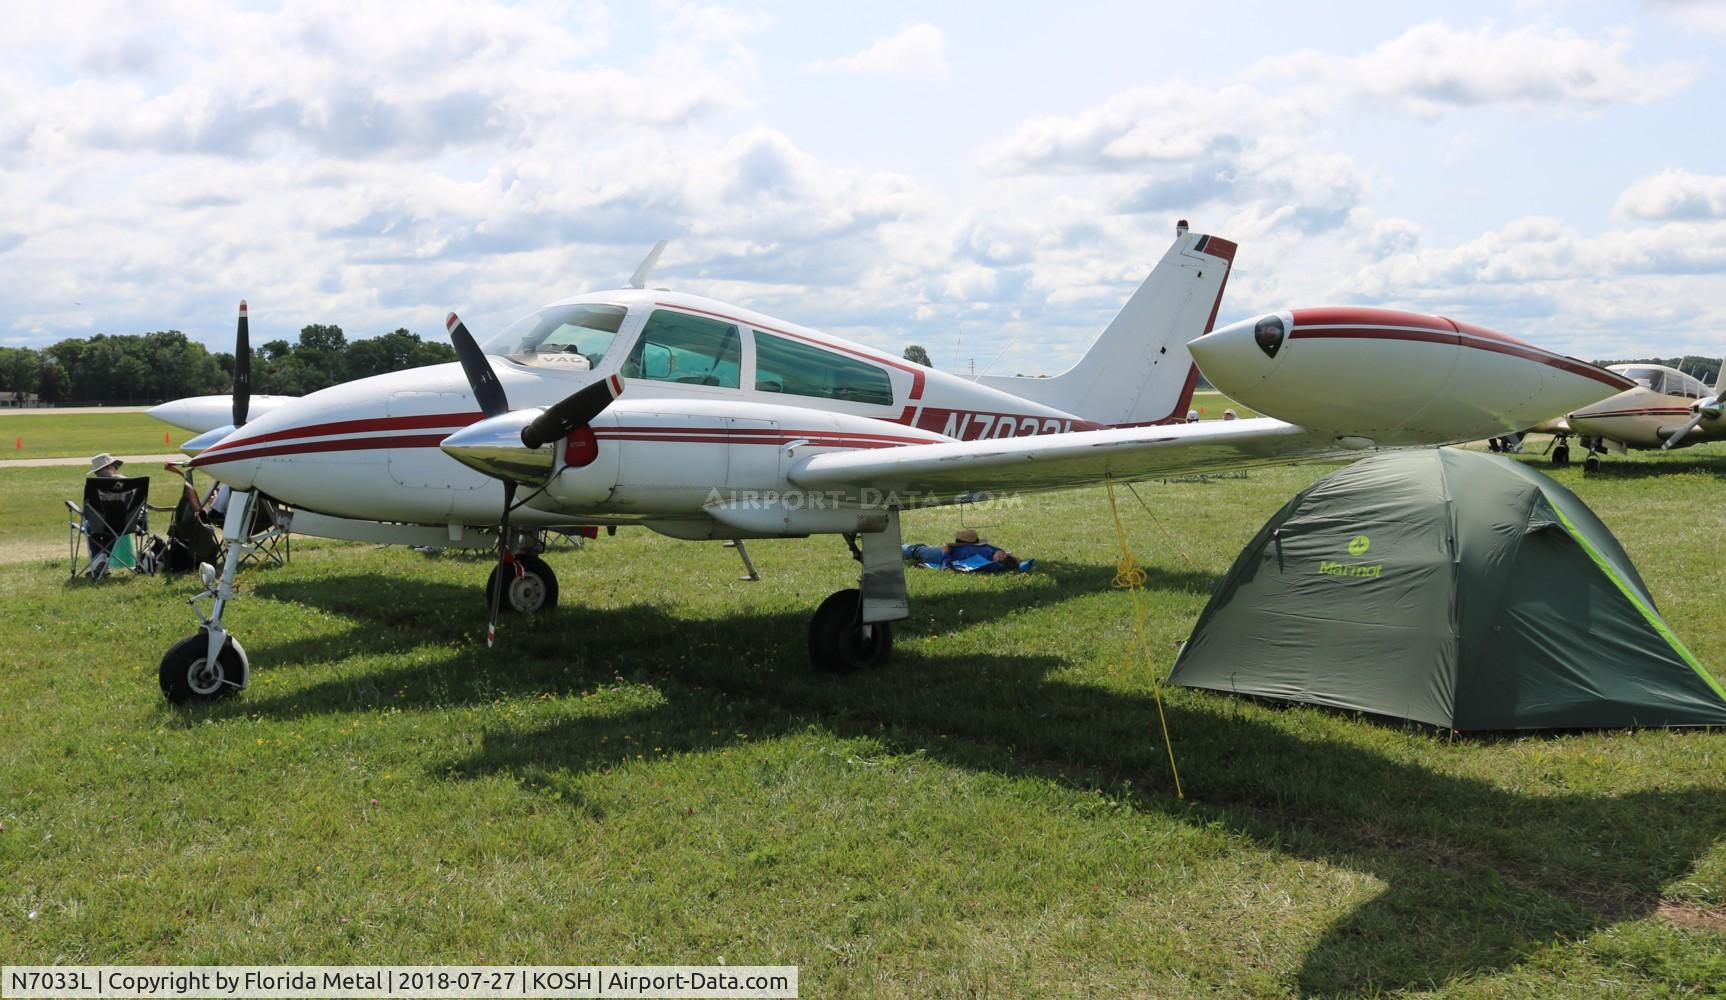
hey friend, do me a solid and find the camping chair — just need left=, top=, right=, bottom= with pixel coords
left=160, top=480, right=291, bottom=574
left=241, top=495, right=291, bottom=567
left=66, top=476, right=155, bottom=580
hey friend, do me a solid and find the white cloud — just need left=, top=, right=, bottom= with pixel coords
left=1649, top=0, right=1726, bottom=34
left=807, top=23, right=947, bottom=77
left=1257, top=21, right=1693, bottom=118
left=1615, top=169, right=1726, bottom=221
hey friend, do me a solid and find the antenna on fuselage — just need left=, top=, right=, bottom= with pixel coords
left=628, top=240, right=669, bottom=289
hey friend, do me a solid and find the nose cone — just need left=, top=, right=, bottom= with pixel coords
left=1188, top=312, right=1288, bottom=402
left=178, top=424, right=235, bottom=457
left=440, top=410, right=555, bottom=484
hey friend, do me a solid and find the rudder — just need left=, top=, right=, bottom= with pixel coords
left=977, top=228, right=1235, bottom=426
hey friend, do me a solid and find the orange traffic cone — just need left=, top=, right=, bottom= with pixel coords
left=13, top=435, right=19, bottom=450
left=164, top=430, right=170, bottom=444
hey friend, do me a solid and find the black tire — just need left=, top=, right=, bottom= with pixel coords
left=808, top=588, right=893, bottom=673
left=1551, top=444, right=1570, bottom=466
left=1584, top=455, right=1601, bottom=472
left=485, top=553, right=559, bottom=614
left=159, top=631, right=243, bottom=705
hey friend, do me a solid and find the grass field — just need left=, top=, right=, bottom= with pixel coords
left=0, top=411, right=184, bottom=461
left=3, top=425, right=1725, bottom=996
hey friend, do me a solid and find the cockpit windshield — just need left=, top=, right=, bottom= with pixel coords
left=481, top=304, right=628, bottom=366
left=1614, top=365, right=1706, bottom=398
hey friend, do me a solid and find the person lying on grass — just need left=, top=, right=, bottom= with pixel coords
left=902, top=529, right=1034, bottom=573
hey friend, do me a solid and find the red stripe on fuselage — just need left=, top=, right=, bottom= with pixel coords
left=192, top=426, right=946, bottom=467
left=1289, top=325, right=1633, bottom=391
left=1573, top=407, right=1692, bottom=419
left=190, top=433, right=453, bottom=467
left=198, top=411, right=484, bottom=457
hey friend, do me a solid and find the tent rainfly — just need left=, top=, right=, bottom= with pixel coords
left=1168, top=448, right=1726, bottom=730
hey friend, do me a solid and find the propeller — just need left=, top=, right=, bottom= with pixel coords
left=443, top=311, right=625, bottom=646
left=232, top=300, right=251, bottom=427
left=1663, top=395, right=1724, bottom=450
left=522, top=374, right=625, bottom=449
left=447, top=312, right=509, bottom=418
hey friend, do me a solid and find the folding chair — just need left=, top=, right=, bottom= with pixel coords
left=66, top=476, right=154, bottom=580
left=240, top=495, right=291, bottom=567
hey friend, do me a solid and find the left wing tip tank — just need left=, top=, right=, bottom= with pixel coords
left=1188, top=306, right=1631, bottom=446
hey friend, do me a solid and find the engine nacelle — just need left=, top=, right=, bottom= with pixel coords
left=1188, top=307, right=1632, bottom=446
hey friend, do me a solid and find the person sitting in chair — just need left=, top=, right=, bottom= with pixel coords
left=902, top=528, right=1034, bottom=573
left=88, top=453, right=125, bottom=478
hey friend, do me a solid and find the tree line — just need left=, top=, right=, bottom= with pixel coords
left=0, top=325, right=456, bottom=404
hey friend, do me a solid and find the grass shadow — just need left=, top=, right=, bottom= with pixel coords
left=219, top=564, right=1723, bottom=994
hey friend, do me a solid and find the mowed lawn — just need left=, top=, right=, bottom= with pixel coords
left=2, top=434, right=1725, bottom=995
left=0, top=410, right=185, bottom=461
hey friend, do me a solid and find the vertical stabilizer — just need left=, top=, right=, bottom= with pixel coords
left=977, top=228, right=1235, bottom=426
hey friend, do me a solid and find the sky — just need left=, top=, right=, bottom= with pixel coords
left=3, top=0, right=1725, bottom=374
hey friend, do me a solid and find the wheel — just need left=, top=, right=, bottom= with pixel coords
left=159, top=630, right=244, bottom=705
left=1551, top=444, right=1570, bottom=466
left=485, top=553, right=559, bottom=614
left=1584, top=455, right=1600, bottom=472
left=808, top=588, right=893, bottom=673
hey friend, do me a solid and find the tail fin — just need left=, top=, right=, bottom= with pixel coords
left=976, top=229, right=1235, bottom=426
left=1713, top=357, right=1725, bottom=395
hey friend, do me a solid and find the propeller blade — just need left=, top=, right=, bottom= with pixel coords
left=1664, top=408, right=1708, bottom=450
left=521, top=374, right=625, bottom=449
left=448, top=312, right=510, bottom=418
left=232, top=300, right=251, bottom=427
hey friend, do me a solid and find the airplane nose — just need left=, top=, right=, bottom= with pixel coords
left=1188, top=312, right=1287, bottom=402
left=188, top=450, right=261, bottom=490
left=440, top=410, right=556, bottom=483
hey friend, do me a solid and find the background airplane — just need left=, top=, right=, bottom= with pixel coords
left=1530, top=360, right=1725, bottom=469
left=151, top=227, right=1630, bottom=702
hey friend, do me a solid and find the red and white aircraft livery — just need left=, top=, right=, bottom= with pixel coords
left=148, top=227, right=1627, bottom=702
left=1529, top=361, right=1726, bottom=468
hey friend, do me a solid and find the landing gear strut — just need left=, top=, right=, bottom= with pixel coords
left=808, top=512, right=908, bottom=673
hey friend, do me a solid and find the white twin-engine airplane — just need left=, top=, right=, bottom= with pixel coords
left=149, top=226, right=1629, bottom=703
left=1531, top=361, right=1726, bottom=469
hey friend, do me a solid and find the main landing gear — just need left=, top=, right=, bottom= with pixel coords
left=807, top=513, right=909, bottom=673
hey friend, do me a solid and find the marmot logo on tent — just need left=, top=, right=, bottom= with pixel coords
left=1348, top=534, right=1370, bottom=556
left=1318, top=560, right=1382, bottom=579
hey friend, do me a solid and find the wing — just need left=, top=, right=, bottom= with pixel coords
left=788, top=417, right=1347, bottom=504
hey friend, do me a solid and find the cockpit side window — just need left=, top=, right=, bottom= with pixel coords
left=621, top=310, right=742, bottom=388
left=753, top=331, right=895, bottom=405
left=482, top=304, right=628, bottom=366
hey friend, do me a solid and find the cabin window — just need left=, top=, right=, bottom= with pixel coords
left=483, top=303, right=627, bottom=365
left=754, top=331, right=894, bottom=405
left=621, top=310, right=742, bottom=388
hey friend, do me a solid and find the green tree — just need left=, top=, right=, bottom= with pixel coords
left=0, top=347, right=40, bottom=394
left=903, top=344, right=933, bottom=367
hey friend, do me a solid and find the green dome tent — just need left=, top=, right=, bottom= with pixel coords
left=1168, top=448, right=1726, bottom=730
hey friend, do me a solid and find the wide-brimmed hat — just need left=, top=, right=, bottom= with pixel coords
left=954, top=528, right=981, bottom=544
left=88, top=453, right=123, bottom=474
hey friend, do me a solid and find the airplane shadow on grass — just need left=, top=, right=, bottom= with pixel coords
left=229, top=564, right=1723, bottom=997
